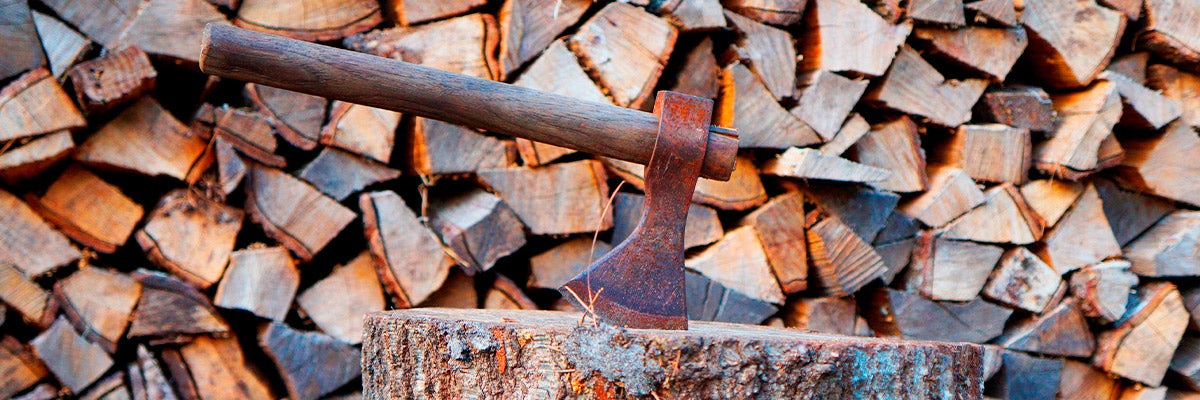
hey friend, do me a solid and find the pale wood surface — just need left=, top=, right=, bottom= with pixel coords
left=55, top=267, right=141, bottom=353
left=0, top=0, right=46, bottom=82
left=259, top=323, right=361, bottom=400
left=982, top=247, right=1061, bottom=313
left=75, top=97, right=209, bottom=182
left=725, top=11, right=794, bottom=100
left=297, top=252, right=386, bottom=344
left=863, top=46, right=989, bottom=127
left=1139, top=0, right=1200, bottom=74
left=1115, top=122, right=1200, bottom=207
left=898, top=165, right=985, bottom=227
left=127, top=270, right=230, bottom=339
left=907, top=0, right=964, bottom=25
left=211, top=108, right=285, bottom=167
left=68, top=47, right=155, bottom=116
left=387, top=0, right=486, bottom=26
left=1021, top=0, right=1125, bottom=88
left=942, top=184, right=1044, bottom=245
left=497, top=0, right=589, bottom=78
left=568, top=3, right=676, bottom=108
left=866, top=289, right=1012, bottom=343
left=1104, top=71, right=1183, bottom=129
left=119, top=0, right=229, bottom=63
left=932, top=124, right=1031, bottom=184
left=511, top=39, right=608, bottom=166
left=792, top=70, right=868, bottom=141
left=426, top=188, right=526, bottom=273
left=1094, top=282, right=1189, bottom=386
left=800, top=0, right=911, bottom=76
left=1125, top=211, right=1200, bottom=277
left=408, top=117, right=513, bottom=176
left=800, top=182, right=899, bottom=242
left=0, top=189, right=81, bottom=277
left=723, top=0, right=806, bottom=25
left=0, top=336, right=49, bottom=399
left=762, top=148, right=891, bottom=183
left=1033, top=81, right=1122, bottom=178
left=171, top=335, right=273, bottom=399
left=1147, top=64, right=1200, bottom=129
left=725, top=62, right=820, bottom=148
left=781, top=297, right=872, bottom=336
left=964, top=0, right=1017, bottom=26
left=1020, top=178, right=1084, bottom=227
left=214, top=246, right=300, bottom=321
left=686, top=226, right=785, bottom=305
left=806, top=216, right=886, bottom=296
left=483, top=275, right=537, bottom=310
left=320, top=101, right=400, bottom=164
left=245, top=164, right=357, bottom=261
left=30, top=317, right=113, bottom=394
left=611, top=192, right=723, bottom=251
left=1069, top=260, right=1138, bottom=324
left=906, top=234, right=1004, bottom=301
left=30, top=166, right=144, bottom=253
left=361, top=190, right=455, bottom=307
left=1038, top=183, right=1121, bottom=274
left=344, top=13, right=499, bottom=80
left=668, top=38, right=720, bottom=100
left=362, top=308, right=984, bottom=398
left=137, top=190, right=244, bottom=289
left=853, top=117, right=928, bottom=193
left=477, top=160, right=611, bottom=235
left=528, top=237, right=612, bottom=290
left=819, top=113, right=869, bottom=156
left=1096, top=178, right=1175, bottom=246
left=1059, top=360, right=1122, bottom=400
left=0, top=68, right=86, bottom=142
left=0, top=130, right=72, bottom=185
left=913, top=26, right=1026, bottom=82
left=245, top=83, right=328, bottom=150
left=40, top=0, right=140, bottom=46
left=299, top=148, right=400, bottom=201
left=235, top=0, right=381, bottom=41
left=740, top=192, right=807, bottom=294
left=0, top=263, right=52, bottom=328
left=998, top=300, right=1095, bottom=357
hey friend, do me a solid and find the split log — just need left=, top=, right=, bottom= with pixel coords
left=985, top=351, right=1064, bottom=400
left=667, top=38, right=720, bottom=100
left=235, top=0, right=381, bottom=41
left=974, top=86, right=1058, bottom=132
left=320, top=101, right=400, bottom=164
left=1102, top=71, right=1183, bottom=129
left=0, top=336, right=49, bottom=399
left=964, top=0, right=1017, bottom=27
left=117, top=0, right=229, bottom=63
left=496, top=0, right=589, bottom=78
left=612, top=192, right=722, bottom=251
left=408, top=117, right=513, bottom=176
left=297, top=252, right=385, bottom=344
left=1125, top=211, right=1200, bottom=277
left=1096, top=178, right=1175, bottom=246
left=686, top=226, right=785, bottom=304
left=75, top=98, right=210, bottom=183
left=931, top=124, right=1032, bottom=184
left=27, top=166, right=144, bottom=253
left=1108, top=52, right=1150, bottom=83
left=762, top=148, right=891, bottom=183
left=725, top=11, right=794, bottom=100
left=245, top=164, right=357, bottom=261
left=1093, top=282, right=1189, bottom=386
left=477, top=160, right=611, bottom=235
left=343, top=13, right=499, bottom=80
left=213, top=246, right=300, bottom=321
left=1122, top=386, right=1170, bottom=399
left=420, top=270, right=478, bottom=308
left=568, top=3, right=676, bottom=108
left=0, top=263, right=54, bottom=328
left=127, top=270, right=230, bottom=341
left=781, top=297, right=872, bottom=336
left=791, top=72, right=868, bottom=142
left=684, top=270, right=778, bottom=324
left=806, top=216, right=887, bottom=296
left=483, top=275, right=537, bottom=310
left=862, top=46, right=989, bottom=128
left=67, top=47, right=155, bottom=116
left=941, top=183, right=1044, bottom=245
left=904, top=233, right=1004, bottom=301
left=39, top=0, right=138, bottom=46
left=30, top=317, right=113, bottom=394
left=299, top=148, right=400, bottom=201
left=1175, top=336, right=1200, bottom=392
left=799, top=182, right=899, bottom=242
left=137, top=190, right=244, bottom=289
left=907, top=0, right=964, bottom=25
left=739, top=192, right=807, bottom=293
left=0, top=130, right=74, bottom=185
left=1020, top=178, right=1084, bottom=227
left=259, top=323, right=361, bottom=400
left=511, top=40, right=608, bottom=166
left=1038, top=183, right=1122, bottom=274
left=874, top=238, right=915, bottom=284
left=851, top=116, right=928, bottom=193
left=362, top=190, right=456, bottom=307
left=1115, top=122, right=1200, bottom=207
left=165, top=335, right=273, bottom=399
left=129, top=345, right=177, bottom=400
left=386, top=0, right=486, bottom=26
left=1, top=68, right=86, bottom=142
left=601, top=156, right=768, bottom=211
left=81, top=371, right=128, bottom=400
left=1069, top=260, right=1138, bottom=323
left=1020, top=0, right=1125, bottom=88
left=426, top=188, right=526, bottom=274
left=55, top=267, right=141, bottom=353
left=912, top=26, right=1027, bottom=82
left=245, top=83, right=328, bottom=150
left=528, top=238, right=612, bottom=290
left=0, top=189, right=81, bottom=277
left=898, top=165, right=985, bottom=228
left=362, top=308, right=984, bottom=398
left=723, top=62, right=821, bottom=148
left=656, top=0, right=726, bottom=31
left=1139, top=0, right=1200, bottom=74
left=1147, top=64, right=1200, bottom=129
left=866, top=288, right=1012, bottom=343
left=982, top=247, right=1062, bottom=313
left=209, top=108, right=285, bottom=167
left=30, top=12, right=90, bottom=78
left=1058, top=360, right=1122, bottom=400
left=1184, top=287, right=1200, bottom=332
left=723, top=0, right=804, bottom=25
left=875, top=210, right=920, bottom=245
left=998, top=300, right=1095, bottom=357
left=0, top=0, right=46, bottom=82
left=818, top=113, right=869, bottom=157
left=799, top=0, right=912, bottom=76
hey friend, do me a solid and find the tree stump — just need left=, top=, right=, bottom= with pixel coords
left=362, top=308, right=983, bottom=399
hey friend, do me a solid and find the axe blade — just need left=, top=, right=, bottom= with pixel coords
left=559, top=91, right=713, bottom=330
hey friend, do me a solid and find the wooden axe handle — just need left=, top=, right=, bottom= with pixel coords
left=199, top=24, right=738, bottom=180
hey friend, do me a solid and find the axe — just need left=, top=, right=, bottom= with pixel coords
left=200, top=24, right=738, bottom=330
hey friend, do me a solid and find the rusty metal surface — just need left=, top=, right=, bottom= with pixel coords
left=560, top=91, right=714, bottom=330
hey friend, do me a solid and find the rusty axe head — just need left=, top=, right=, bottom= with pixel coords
left=560, top=91, right=732, bottom=330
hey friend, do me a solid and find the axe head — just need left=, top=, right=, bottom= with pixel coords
left=559, top=92, right=714, bottom=330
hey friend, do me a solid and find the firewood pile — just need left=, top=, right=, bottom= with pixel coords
left=2, top=0, right=1200, bottom=397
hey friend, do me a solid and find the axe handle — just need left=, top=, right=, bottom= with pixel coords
left=199, top=24, right=738, bottom=180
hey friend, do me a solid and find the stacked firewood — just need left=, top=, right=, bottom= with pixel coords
left=2, top=0, right=1200, bottom=397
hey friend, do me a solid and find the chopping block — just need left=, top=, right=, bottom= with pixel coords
left=363, top=309, right=985, bottom=399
